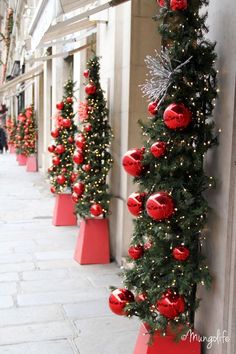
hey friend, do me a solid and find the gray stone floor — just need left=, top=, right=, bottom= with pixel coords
left=0, top=154, right=139, bottom=354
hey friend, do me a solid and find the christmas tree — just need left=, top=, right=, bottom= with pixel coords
left=5, top=116, right=16, bottom=146
left=109, top=0, right=218, bottom=336
left=73, top=56, right=113, bottom=218
left=24, top=105, right=37, bottom=157
left=15, top=112, right=27, bottom=156
left=48, top=80, right=77, bottom=194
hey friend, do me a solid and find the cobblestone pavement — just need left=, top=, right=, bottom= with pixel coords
left=0, top=154, right=139, bottom=354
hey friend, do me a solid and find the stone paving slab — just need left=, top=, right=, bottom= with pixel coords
left=0, top=340, right=76, bottom=354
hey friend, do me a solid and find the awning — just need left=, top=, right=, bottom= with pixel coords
left=0, top=65, right=43, bottom=95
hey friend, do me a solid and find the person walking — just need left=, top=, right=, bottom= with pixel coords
left=0, top=126, right=8, bottom=153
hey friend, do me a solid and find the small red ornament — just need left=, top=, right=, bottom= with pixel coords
left=25, top=109, right=32, bottom=119
left=73, top=151, right=84, bottom=164
left=144, top=241, right=153, bottom=250
left=128, top=245, right=144, bottom=260
left=127, top=192, right=146, bottom=216
left=72, top=192, right=79, bottom=203
left=75, top=135, right=86, bottom=149
left=85, top=83, right=97, bottom=95
left=55, top=144, right=65, bottom=154
left=61, top=168, right=67, bottom=173
left=163, top=103, right=192, bottom=130
left=136, top=293, right=148, bottom=302
left=122, top=148, right=144, bottom=177
left=52, top=156, right=61, bottom=166
left=156, top=289, right=185, bottom=319
left=51, top=129, right=59, bottom=138
left=48, top=167, right=54, bottom=173
left=70, top=172, right=78, bottom=183
left=66, top=97, right=73, bottom=104
left=146, top=192, right=174, bottom=221
left=150, top=141, right=167, bottom=158
left=84, top=123, right=92, bottom=132
left=109, top=288, right=135, bottom=316
left=90, top=203, right=103, bottom=217
left=62, top=119, right=71, bottom=128
left=82, top=164, right=91, bottom=172
left=83, top=69, right=90, bottom=78
left=50, top=186, right=56, bottom=194
left=170, top=0, right=188, bottom=11
left=172, top=246, right=190, bottom=261
left=73, top=182, right=85, bottom=196
left=148, top=101, right=158, bottom=116
left=157, top=0, right=166, bottom=6
left=68, top=136, right=74, bottom=143
left=57, top=175, right=66, bottom=185
left=56, top=101, right=64, bottom=110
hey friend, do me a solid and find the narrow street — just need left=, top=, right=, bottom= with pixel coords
left=0, top=153, right=139, bottom=354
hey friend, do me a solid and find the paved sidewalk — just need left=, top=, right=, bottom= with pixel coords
left=0, top=154, right=139, bottom=354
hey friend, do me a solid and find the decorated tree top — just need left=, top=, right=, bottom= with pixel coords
left=48, top=80, right=77, bottom=194
left=109, top=0, right=218, bottom=336
left=24, top=105, right=37, bottom=157
left=73, top=55, right=113, bottom=219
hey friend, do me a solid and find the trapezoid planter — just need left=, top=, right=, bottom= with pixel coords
left=18, top=154, right=27, bottom=166
left=133, top=323, right=201, bottom=354
left=26, top=155, right=38, bottom=172
left=52, top=193, right=77, bottom=226
left=74, top=218, right=110, bottom=265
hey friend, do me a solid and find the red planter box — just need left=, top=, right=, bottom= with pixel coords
left=26, top=155, right=38, bottom=172
left=52, top=194, right=77, bottom=226
left=74, top=218, right=110, bottom=265
left=18, top=154, right=27, bottom=166
left=134, top=324, right=201, bottom=354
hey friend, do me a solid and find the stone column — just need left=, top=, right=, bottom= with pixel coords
left=42, top=60, right=52, bottom=173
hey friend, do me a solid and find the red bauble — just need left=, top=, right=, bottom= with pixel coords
left=170, top=0, right=188, bottom=11
left=85, top=83, right=97, bottom=95
left=157, top=0, right=166, bottom=6
left=55, top=144, right=65, bottom=154
left=73, top=151, right=84, bottom=164
left=56, top=101, right=64, bottom=110
left=156, top=289, right=185, bottom=319
left=136, top=293, right=148, bottom=302
left=51, top=129, right=59, bottom=138
left=66, top=97, right=73, bottom=104
left=90, top=203, right=103, bottom=217
left=68, top=136, right=74, bottom=144
left=83, top=69, right=90, bottom=78
left=148, top=101, right=158, bottom=116
left=75, top=135, right=86, bottom=149
left=144, top=241, right=153, bottom=250
left=109, top=288, right=135, bottom=316
left=52, top=156, right=61, bottom=166
left=82, top=164, right=91, bottom=172
left=146, top=192, right=174, bottom=221
left=25, top=109, right=32, bottom=119
left=122, top=148, right=144, bottom=177
left=50, top=186, right=56, bottom=194
left=48, top=166, right=54, bottom=173
left=172, top=246, right=190, bottom=261
left=72, top=192, right=79, bottom=203
left=84, top=123, right=92, bottom=132
left=150, top=141, right=167, bottom=158
left=62, top=119, right=71, bottom=128
left=163, top=103, right=192, bottom=130
left=128, top=245, right=144, bottom=260
left=73, top=182, right=85, bottom=196
left=57, top=175, right=66, bottom=185
left=70, top=172, right=78, bottom=183
left=61, top=168, right=67, bottom=173
left=127, top=192, right=146, bottom=216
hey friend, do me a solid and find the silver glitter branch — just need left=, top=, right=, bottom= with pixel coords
left=140, top=49, right=192, bottom=105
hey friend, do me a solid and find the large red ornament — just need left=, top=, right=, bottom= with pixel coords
left=83, top=69, right=90, bottom=78
left=84, top=123, right=92, bottom=132
left=109, top=288, right=135, bottom=316
left=150, top=141, right=167, bottom=158
left=163, top=103, right=192, bottom=129
left=170, top=0, right=188, bottom=11
left=127, top=192, right=146, bottom=216
left=75, top=135, right=86, bottom=149
left=68, top=136, right=74, bottom=144
left=82, top=164, right=91, bottom=172
left=62, top=119, right=71, bottom=128
left=56, top=101, right=64, bottom=110
left=55, top=144, right=65, bottom=154
left=128, top=245, right=144, bottom=260
left=122, top=148, right=144, bottom=177
left=172, top=246, right=190, bottom=261
left=66, top=97, right=73, bottom=104
left=52, top=156, right=61, bottom=166
left=146, top=192, right=174, bottom=221
left=156, top=289, right=185, bottom=319
left=73, top=151, right=84, bottom=164
left=73, top=182, right=85, bottom=196
left=50, top=186, right=56, bottom=194
left=70, top=172, right=78, bottom=183
left=51, top=129, right=59, bottom=138
left=85, top=83, right=97, bottom=95
left=57, top=175, right=66, bottom=185
left=90, top=203, right=103, bottom=217
left=148, top=101, right=158, bottom=116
